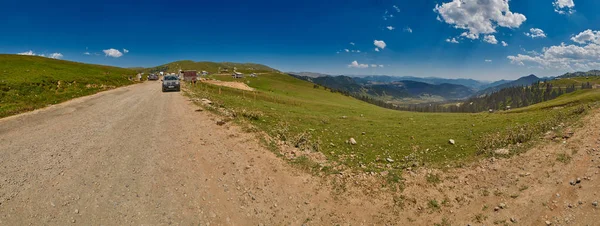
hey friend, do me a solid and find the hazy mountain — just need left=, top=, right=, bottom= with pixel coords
left=289, top=74, right=475, bottom=101
left=287, top=72, right=331, bottom=78
left=477, top=74, right=541, bottom=95
left=558, top=70, right=600, bottom=78
left=353, top=75, right=491, bottom=90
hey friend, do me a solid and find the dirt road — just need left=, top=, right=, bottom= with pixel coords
left=0, top=82, right=381, bottom=225
left=1, top=81, right=599, bottom=225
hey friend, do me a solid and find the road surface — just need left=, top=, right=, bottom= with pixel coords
left=0, top=82, right=376, bottom=225
left=2, top=81, right=599, bottom=225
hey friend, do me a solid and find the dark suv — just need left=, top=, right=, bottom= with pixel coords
left=148, top=74, right=159, bottom=81
left=162, top=76, right=180, bottom=92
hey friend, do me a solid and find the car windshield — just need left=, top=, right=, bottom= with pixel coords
left=164, top=76, right=178, bottom=80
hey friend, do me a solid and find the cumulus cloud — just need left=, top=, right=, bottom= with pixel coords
left=485, top=59, right=492, bottom=62
left=446, top=38, right=459, bottom=44
left=348, top=60, right=369, bottom=69
left=103, top=48, right=123, bottom=58
left=434, top=0, right=526, bottom=40
left=374, top=40, right=386, bottom=49
left=379, top=65, right=384, bottom=68
left=83, top=52, right=91, bottom=55
left=17, top=50, right=63, bottom=59
left=461, top=32, right=479, bottom=40
left=350, top=42, right=355, bottom=46
left=386, top=26, right=395, bottom=31
left=571, top=29, right=600, bottom=44
left=393, top=5, right=400, bottom=13
left=370, top=64, right=378, bottom=68
left=123, top=48, right=129, bottom=53
left=344, top=49, right=350, bottom=52
left=553, top=0, right=575, bottom=15
left=502, top=41, right=508, bottom=47
left=525, top=28, right=547, bottom=38
left=17, top=50, right=36, bottom=56
left=404, top=27, right=413, bottom=33
left=484, top=35, right=498, bottom=44
left=507, top=35, right=600, bottom=71
left=48, top=53, right=63, bottom=59
left=375, top=48, right=380, bottom=52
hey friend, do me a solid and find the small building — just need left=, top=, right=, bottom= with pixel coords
left=232, top=72, right=244, bottom=78
left=183, top=70, right=198, bottom=82
left=249, top=73, right=257, bottom=77
left=201, top=71, right=208, bottom=76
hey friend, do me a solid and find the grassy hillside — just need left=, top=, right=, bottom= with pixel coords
left=142, top=60, right=279, bottom=74
left=0, top=54, right=136, bottom=118
left=187, top=72, right=599, bottom=175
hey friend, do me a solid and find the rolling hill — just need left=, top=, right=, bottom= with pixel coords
left=141, top=60, right=279, bottom=74
left=0, top=54, right=136, bottom=118
left=188, top=71, right=599, bottom=175
left=476, top=74, right=541, bottom=95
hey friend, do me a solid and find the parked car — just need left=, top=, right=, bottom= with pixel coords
left=162, top=75, right=180, bottom=92
left=148, top=74, right=159, bottom=81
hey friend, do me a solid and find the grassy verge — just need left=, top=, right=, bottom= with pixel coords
left=185, top=73, right=599, bottom=172
left=0, top=55, right=136, bottom=118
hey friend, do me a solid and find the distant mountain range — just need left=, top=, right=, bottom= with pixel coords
left=288, top=72, right=509, bottom=91
left=287, top=70, right=596, bottom=104
left=475, top=74, right=541, bottom=95
left=289, top=74, right=475, bottom=101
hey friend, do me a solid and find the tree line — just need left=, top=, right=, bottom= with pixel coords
left=321, top=81, right=594, bottom=113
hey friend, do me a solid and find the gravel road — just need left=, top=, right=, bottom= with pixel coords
left=3, top=81, right=598, bottom=225
left=0, top=82, right=379, bottom=225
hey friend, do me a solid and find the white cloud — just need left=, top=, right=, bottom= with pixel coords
left=434, top=0, right=526, bottom=40
left=374, top=40, right=386, bottom=49
left=404, top=27, right=413, bottom=33
left=348, top=60, right=369, bottom=69
left=446, top=38, right=459, bottom=44
left=379, top=65, right=384, bottom=68
left=461, top=32, right=479, bottom=40
left=350, top=42, right=355, bottom=46
left=123, top=48, right=129, bottom=53
left=553, top=0, right=575, bottom=15
left=485, top=59, right=492, bottom=62
left=501, top=41, right=508, bottom=47
left=344, top=49, right=350, bottom=52
left=370, top=64, right=378, bottom=68
left=507, top=39, right=600, bottom=71
left=356, top=50, right=361, bottom=53
left=386, top=26, right=395, bottom=31
left=17, top=50, right=35, bottom=56
left=84, top=52, right=91, bottom=55
left=525, top=28, right=547, bottom=38
left=375, top=48, right=380, bottom=52
left=484, top=35, right=498, bottom=44
left=571, top=29, right=600, bottom=44
left=17, top=50, right=63, bottom=59
left=48, top=53, right=63, bottom=59
left=103, top=48, right=123, bottom=58
left=393, top=5, right=400, bottom=13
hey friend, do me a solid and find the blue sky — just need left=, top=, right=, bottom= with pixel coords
left=1, top=0, right=600, bottom=80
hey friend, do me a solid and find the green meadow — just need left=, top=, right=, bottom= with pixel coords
left=0, top=55, right=136, bottom=118
left=187, top=72, right=599, bottom=173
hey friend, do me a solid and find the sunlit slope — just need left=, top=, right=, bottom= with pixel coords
left=0, top=54, right=136, bottom=118
left=143, top=60, right=279, bottom=74
left=188, top=72, right=599, bottom=170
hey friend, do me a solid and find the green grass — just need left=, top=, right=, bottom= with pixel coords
left=0, top=54, right=136, bottom=118
left=186, top=72, right=599, bottom=171
left=549, top=76, right=600, bottom=87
